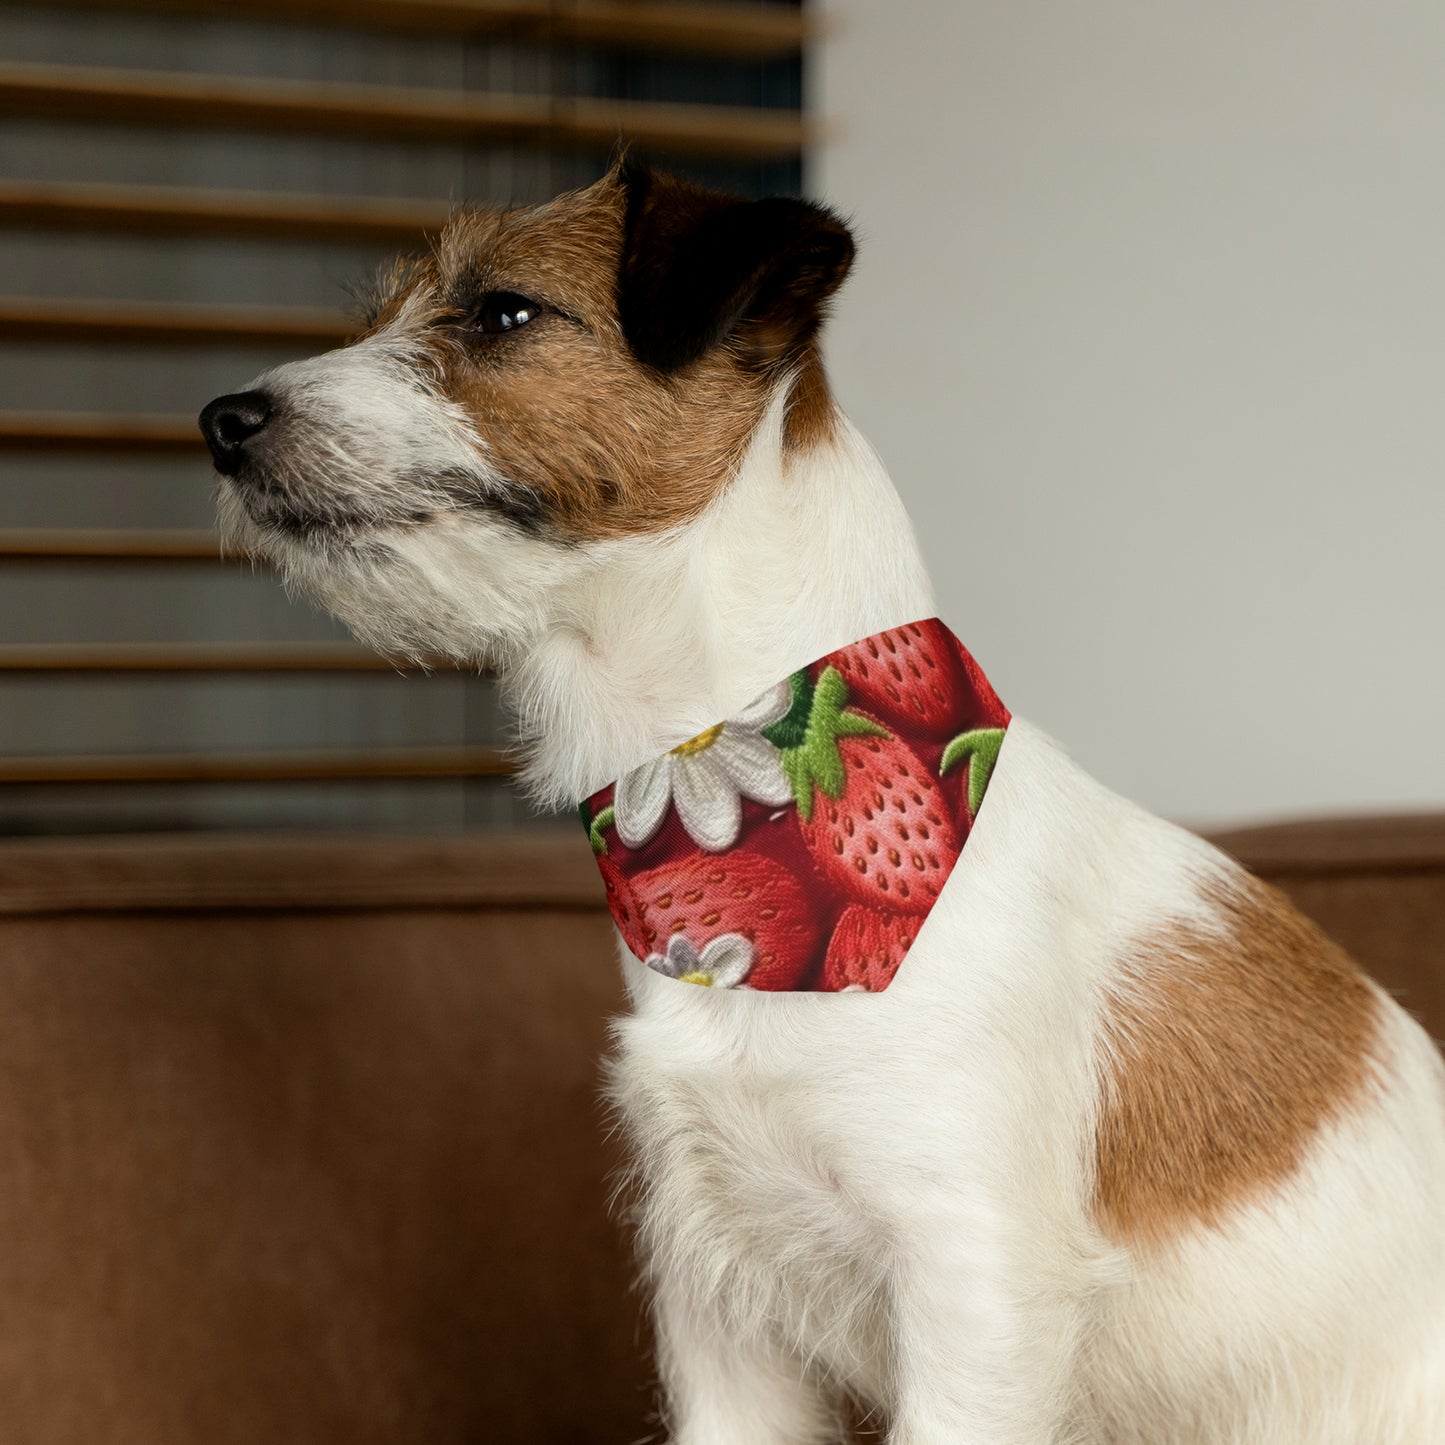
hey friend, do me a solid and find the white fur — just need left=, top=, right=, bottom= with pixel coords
left=220, top=346, right=1445, bottom=1443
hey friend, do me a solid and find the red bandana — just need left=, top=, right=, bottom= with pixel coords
left=580, top=620, right=1010, bottom=992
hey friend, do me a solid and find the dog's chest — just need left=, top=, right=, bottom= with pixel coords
left=612, top=985, right=898, bottom=1385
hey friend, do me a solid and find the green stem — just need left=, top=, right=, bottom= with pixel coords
left=778, top=665, right=889, bottom=821
left=587, top=803, right=616, bottom=855
left=940, top=727, right=1006, bottom=814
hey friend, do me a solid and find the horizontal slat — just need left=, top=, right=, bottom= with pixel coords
left=0, top=643, right=415, bottom=672
left=0, top=0, right=809, bottom=58
left=0, top=529, right=226, bottom=560
left=0, top=833, right=605, bottom=916
left=0, top=744, right=513, bottom=783
left=0, top=412, right=202, bottom=452
left=0, top=179, right=448, bottom=245
left=0, top=296, right=353, bottom=348
left=0, top=62, right=811, bottom=161
left=546, top=0, right=808, bottom=57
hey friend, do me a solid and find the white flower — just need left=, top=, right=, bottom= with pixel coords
left=613, top=681, right=794, bottom=852
left=646, top=933, right=754, bottom=988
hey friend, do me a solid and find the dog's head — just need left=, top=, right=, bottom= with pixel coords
left=200, top=163, right=854, bottom=662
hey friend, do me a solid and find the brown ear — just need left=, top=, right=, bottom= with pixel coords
left=617, top=162, right=855, bottom=374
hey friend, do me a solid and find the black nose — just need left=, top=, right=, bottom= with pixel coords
left=199, top=390, right=272, bottom=475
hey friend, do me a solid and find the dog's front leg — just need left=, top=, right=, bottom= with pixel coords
left=882, top=1211, right=1095, bottom=1445
left=652, top=1273, right=844, bottom=1445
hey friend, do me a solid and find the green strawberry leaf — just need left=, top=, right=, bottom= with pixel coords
left=779, top=747, right=816, bottom=818
left=586, top=803, right=615, bottom=855
left=760, top=670, right=813, bottom=751
left=778, top=664, right=889, bottom=821
left=940, top=727, right=1007, bottom=814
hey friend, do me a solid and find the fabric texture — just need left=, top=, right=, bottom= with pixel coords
left=581, top=619, right=1011, bottom=992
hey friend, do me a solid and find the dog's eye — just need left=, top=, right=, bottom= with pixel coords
left=472, top=291, right=542, bottom=334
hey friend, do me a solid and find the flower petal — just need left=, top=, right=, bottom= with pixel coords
left=729, top=680, right=792, bottom=732
left=614, top=757, right=673, bottom=848
left=713, top=729, right=794, bottom=807
left=671, top=754, right=743, bottom=852
left=665, top=934, right=701, bottom=973
left=698, top=933, right=754, bottom=988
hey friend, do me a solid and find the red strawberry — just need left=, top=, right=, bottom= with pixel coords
left=597, top=853, right=648, bottom=959
left=820, top=905, right=921, bottom=991
left=824, top=621, right=968, bottom=737
left=775, top=665, right=960, bottom=914
left=628, top=849, right=821, bottom=991
left=956, top=642, right=1009, bottom=729
left=798, top=729, right=959, bottom=913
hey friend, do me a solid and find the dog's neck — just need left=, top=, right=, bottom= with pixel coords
left=501, top=393, right=937, bottom=809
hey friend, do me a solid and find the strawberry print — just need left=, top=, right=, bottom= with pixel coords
left=798, top=728, right=959, bottom=913
left=941, top=727, right=1007, bottom=815
left=582, top=619, right=1007, bottom=993
left=597, top=853, right=648, bottom=959
left=824, top=621, right=968, bottom=736
left=821, top=905, right=921, bottom=991
left=778, top=665, right=960, bottom=913
left=954, top=642, right=1009, bottom=730
left=628, top=850, right=820, bottom=991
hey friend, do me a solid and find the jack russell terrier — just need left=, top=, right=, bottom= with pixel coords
left=200, top=162, right=1445, bottom=1444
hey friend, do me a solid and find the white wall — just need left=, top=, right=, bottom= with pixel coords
left=813, top=1, right=1445, bottom=826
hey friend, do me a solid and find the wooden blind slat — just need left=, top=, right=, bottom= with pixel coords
left=0, top=0, right=810, bottom=58
left=0, top=643, right=423, bottom=672
left=0, top=745, right=514, bottom=783
left=0, top=14, right=805, bottom=819
left=0, top=297, right=353, bottom=348
left=0, top=62, right=812, bottom=161
left=0, top=412, right=202, bottom=452
left=544, top=0, right=810, bottom=57
left=0, top=410, right=203, bottom=447
left=0, top=529, right=226, bottom=561
left=0, top=180, right=448, bottom=245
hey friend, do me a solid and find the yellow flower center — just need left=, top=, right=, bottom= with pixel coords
left=670, top=723, right=724, bottom=757
left=678, top=971, right=715, bottom=986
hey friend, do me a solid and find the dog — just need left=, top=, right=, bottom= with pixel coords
left=200, top=161, right=1445, bottom=1444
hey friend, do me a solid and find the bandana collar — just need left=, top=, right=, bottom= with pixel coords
left=579, top=619, right=1010, bottom=992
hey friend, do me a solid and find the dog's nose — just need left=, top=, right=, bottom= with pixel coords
left=199, top=390, right=273, bottom=475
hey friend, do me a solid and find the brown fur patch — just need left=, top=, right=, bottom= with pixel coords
left=368, top=172, right=840, bottom=543
left=783, top=344, right=840, bottom=454
left=1093, top=873, right=1382, bottom=1247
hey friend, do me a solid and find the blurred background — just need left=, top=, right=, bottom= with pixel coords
left=0, top=5, right=1442, bottom=1443
left=820, top=1, right=1445, bottom=827
left=0, top=0, right=802, bottom=837
left=6, top=0, right=1441, bottom=841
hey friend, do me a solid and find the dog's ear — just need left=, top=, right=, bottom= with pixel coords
left=617, top=162, right=855, bottom=374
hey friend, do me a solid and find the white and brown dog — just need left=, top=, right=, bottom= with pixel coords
left=200, top=164, right=1445, bottom=1444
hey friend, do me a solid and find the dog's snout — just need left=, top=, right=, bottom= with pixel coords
left=199, top=390, right=273, bottom=475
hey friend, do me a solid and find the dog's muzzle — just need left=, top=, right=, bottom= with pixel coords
left=199, top=390, right=273, bottom=476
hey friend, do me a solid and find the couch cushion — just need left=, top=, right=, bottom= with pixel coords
left=0, top=833, right=647, bottom=1445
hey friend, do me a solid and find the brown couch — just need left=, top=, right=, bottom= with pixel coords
left=0, top=819, right=1440, bottom=1443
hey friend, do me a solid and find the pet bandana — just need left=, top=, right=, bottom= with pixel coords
left=579, top=619, right=1010, bottom=992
